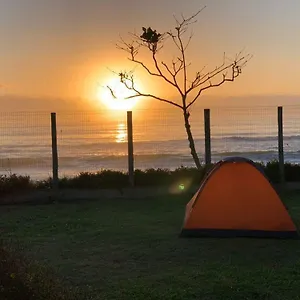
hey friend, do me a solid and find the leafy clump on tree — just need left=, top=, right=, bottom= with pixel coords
left=108, top=7, right=252, bottom=169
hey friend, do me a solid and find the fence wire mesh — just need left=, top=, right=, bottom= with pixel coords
left=56, top=110, right=127, bottom=178
left=210, top=107, right=279, bottom=163
left=0, top=106, right=299, bottom=181
left=132, top=108, right=205, bottom=170
left=283, top=106, right=300, bottom=163
left=0, top=112, right=52, bottom=180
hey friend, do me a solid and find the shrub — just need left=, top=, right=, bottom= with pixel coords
left=134, top=168, right=172, bottom=186
left=0, top=239, right=88, bottom=299
left=0, top=174, right=34, bottom=197
left=1, top=161, right=300, bottom=196
left=261, top=160, right=300, bottom=183
left=58, top=170, right=129, bottom=189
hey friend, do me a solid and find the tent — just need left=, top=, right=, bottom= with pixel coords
left=180, top=157, right=299, bottom=239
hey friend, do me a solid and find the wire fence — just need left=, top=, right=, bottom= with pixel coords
left=133, top=109, right=205, bottom=169
left=0, top=112, right=52, bottom=180
left=281, top=106, right=300, bottom=163
left=56, top=111, right=128, bottom=178
left=210, top=107, right=279, bottom=163
left=0, top=106, right=299, bottom=181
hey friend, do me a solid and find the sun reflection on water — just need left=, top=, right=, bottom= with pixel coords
left=116, top=123, right=127, bottom=143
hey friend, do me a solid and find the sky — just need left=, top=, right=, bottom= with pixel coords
left=0, top=0, right=299, bottom=110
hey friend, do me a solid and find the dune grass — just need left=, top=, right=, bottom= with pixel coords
left=1, top=192, right=300, bottom=299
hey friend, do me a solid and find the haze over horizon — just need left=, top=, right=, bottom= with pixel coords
left=1, top=0, right=300, bottom=111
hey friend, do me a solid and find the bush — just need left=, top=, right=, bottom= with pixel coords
left=58, top=170, right=129, bottom=189
left=0, top=240, right=88, bottom=299
left=134, top=168, right=172, bottom=186
left=1, top=161, right=300, bottom=196
left=0, top=174, right=34, bottom=197
left=261, top=160, right=300, bottom=183
left=56, top=167, right=207, bottom=189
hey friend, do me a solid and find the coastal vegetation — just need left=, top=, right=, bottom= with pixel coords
left=1, top=160, right=300, bottom=199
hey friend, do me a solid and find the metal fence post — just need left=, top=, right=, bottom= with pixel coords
left=204, top=109, right=211, bottom=165
left=277, top=106, right=285, bottom=185
left=51, top=112, right=59, bottom=193
left=127, top=111, right=134, bottom=187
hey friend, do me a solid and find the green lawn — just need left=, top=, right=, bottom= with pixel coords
left=1, top=192, right=300, bottom=300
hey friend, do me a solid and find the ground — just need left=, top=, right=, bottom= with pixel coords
left=1, top=192, right=300, bottom=300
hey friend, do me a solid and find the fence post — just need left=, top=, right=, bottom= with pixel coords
left=204, top=109, right=211, bottom=165
left=51, top=112, right=59, bottom=193
left=277, top=106, right=285, bottom=185
left=127, top=111, right=134, bottom=187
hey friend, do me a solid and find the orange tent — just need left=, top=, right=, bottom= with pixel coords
left=180, top=157, right=299, bottom=238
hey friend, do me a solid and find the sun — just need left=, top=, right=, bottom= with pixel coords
left=98, top=77, right=139, bottom=111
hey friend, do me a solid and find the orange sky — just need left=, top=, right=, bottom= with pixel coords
left=0, top=0, right=299, bottom=110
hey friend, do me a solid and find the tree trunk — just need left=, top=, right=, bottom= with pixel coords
left=183, top=111, right=202, bottom=169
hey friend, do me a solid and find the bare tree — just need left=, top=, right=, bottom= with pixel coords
left=108, top=7, right=252, bottom=169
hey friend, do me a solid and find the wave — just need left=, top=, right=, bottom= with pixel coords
left=1, top=134, right=300, bottom=155
left=75, top=134, right=300, bottom=145
left=214, top=135, right=300, bottom=142
left=0, top=157, right=52, bottom=168
left=1, top=150, right=300, bottom=168
left=212, top=150, right=278, bottom=157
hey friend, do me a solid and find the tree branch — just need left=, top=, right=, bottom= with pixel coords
left=177, top=27, right=188, bottom=95
left=117, top=34, right=186, bottom=96
left=130, top=57, right=161, bottom=77
left=110, top=7, right=252, bottom=115
left=152, top=53, right=175, bottom=86
left=186, top=53, right=252, bottom=95
left=186, top=53, right=226, bottom=93
left=161, top=61, right=184, bottom=96
left=186, top=54, right=252, bottom=109
left=184, top=31, right=194, bottom=51
left=107, top=73, right=183, bottom=110
left=127, top=93, right=183, bottom=109
left=166, top=7, right=206, bottom=96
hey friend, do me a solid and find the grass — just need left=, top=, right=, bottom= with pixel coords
left=1, top=192, right=300, bottom=299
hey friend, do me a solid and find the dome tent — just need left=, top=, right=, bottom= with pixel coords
left=180, top=157, right=299, bottom=239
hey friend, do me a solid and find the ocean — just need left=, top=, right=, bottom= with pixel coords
left=1, top=105, right=300, bottom=180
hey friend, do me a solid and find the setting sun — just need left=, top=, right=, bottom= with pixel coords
left=98, top=78, right=140, bottom=111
